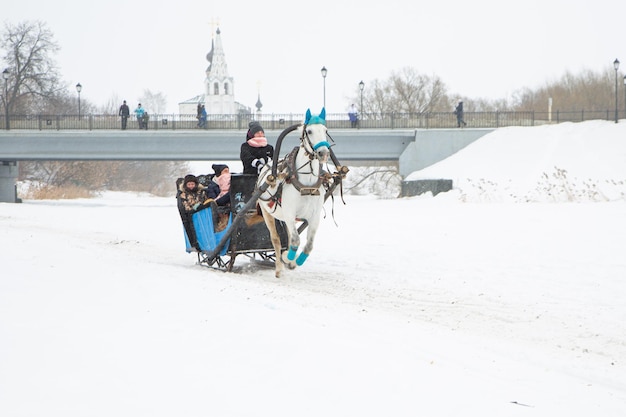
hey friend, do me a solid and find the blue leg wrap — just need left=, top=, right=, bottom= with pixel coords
left=287, top=246, right=298, bottom=261
left=296, top=252, right=309, bottom=266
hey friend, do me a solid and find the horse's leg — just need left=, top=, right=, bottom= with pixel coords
left=280, top=222, right=299, bottom=272
left=282, top=217, right=300, bottom=265
left=295, top=212, right=321, bottom=266
left=285, top=221, right=301, bottom=263
left=276, top=197, right=300, bottom=265
left=278, top=221, right=299, bottom=271
left=260, top=206, right=284, bottom=278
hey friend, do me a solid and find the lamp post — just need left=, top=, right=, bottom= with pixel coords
left=76, top=82, right=82, bottom=119
left=2, top=68, right=9, bottom=130
left=613, top=59, right=619, bottom=123
left=320, top=66, right=327, bottom=109
left=359, top=80, right=365, bottom=117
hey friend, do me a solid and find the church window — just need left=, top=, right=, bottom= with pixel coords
left=224, top=83, right=229, bottom=95
left=213, top=82, right=219, bottom=95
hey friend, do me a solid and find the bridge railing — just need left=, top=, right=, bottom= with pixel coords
left=0, top=110, right=619, bottom=130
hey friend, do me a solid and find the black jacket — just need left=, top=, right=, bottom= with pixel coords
left=119, top=104, right=130, bottom=117
left=240, top=141, right=274, bottom=175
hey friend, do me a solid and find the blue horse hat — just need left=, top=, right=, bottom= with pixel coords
left=304, top=108, right=326, bottom=125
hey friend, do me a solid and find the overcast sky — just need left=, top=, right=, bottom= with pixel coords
left=3, top=0, right=626, bottom=114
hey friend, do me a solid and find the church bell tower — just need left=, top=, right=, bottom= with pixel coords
left=203, top=28, right=236, bottom=114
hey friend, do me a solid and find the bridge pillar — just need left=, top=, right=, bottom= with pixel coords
left=0, top=161, right=20, bottom=203
left=398, top=129, right=494, bottom=177
left=398, top=129, right=494, bottom=196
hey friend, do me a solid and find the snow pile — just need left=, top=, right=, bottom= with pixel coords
left=408, top=120, right=626, bottom=202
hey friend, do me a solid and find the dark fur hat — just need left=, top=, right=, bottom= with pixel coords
left=184, top=174, right=198, bottom=185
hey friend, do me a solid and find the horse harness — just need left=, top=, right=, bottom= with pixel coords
left=259, top=125, right=334, bottom=212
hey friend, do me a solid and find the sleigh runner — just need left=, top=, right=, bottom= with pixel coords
left=178, top=109, right=349, bottom=274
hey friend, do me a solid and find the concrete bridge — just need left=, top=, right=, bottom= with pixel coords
left=0, top=127, right=494, bottom=202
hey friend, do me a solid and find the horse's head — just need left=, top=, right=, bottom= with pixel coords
left=301, top=108, right=330, bottom=162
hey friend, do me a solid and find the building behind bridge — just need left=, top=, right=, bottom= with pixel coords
left=178, top=27, right=252, bottom=118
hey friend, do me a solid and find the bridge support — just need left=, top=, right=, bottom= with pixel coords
left=400, top=179, right=453, bottom=196
left=0, top=161, right=20, bottom=203
left=398, top=129, right=494, bottom=196
left=398, top=128, right=493, bottom=177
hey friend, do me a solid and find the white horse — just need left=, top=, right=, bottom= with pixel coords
left=256, top=108, right=332, bottom=278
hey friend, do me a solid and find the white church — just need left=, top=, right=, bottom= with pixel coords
left=178, top=28, right=253, bottom=116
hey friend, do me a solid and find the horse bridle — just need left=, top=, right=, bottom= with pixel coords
left=300, top=124, right=332, bottom=158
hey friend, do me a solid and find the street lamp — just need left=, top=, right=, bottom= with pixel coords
left=2, top=68, right=9, bottom=130
left=320, top=66, right=327, bottom=109
left=359, top=80, right=365, bottom=117
left=76, top=82, right=82, bottom=119
left=613, top=59, right=619, bottom=123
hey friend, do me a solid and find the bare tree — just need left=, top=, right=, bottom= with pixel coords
left=138, top=89, right=168, bottom=114
left=355, top=67, right=450, bottom=116
left=20, top=160, right=190, bottom=197
left=389, top=67, right=447, bottom=113
left=1, top=20, right=64, bottom=114
left=512, top=68, right=623, bottom=113
left=344, top=166, right=401, bottom=198
left=365, top=79, right=393, bottom=119
left=99, top=93, right=122, bottom=114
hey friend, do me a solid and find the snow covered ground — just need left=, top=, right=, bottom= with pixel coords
left=1, top=121, right=625, bottom=416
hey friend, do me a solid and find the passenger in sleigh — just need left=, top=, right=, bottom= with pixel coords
left=178, top=174, right=216, bottom=213
left=177, top=174, right=218, bottom=251
left=209, top=164, right=232, bottom=231
left=211, top=163, right=231, bottom=206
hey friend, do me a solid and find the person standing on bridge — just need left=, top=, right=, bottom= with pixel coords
left=119, top=100, right=130, bottom=130
left=454, top=100, right=467, bottom=128
left=134, top=103, right=146, bottom=130
left=348, top=103, right=358, bottom=128
left=240, top=121, right=274, bottom=176
left=198, top=105, right=207, bottom=129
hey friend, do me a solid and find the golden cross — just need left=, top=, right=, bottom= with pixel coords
left=209, top=18, right=220, bottom=37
